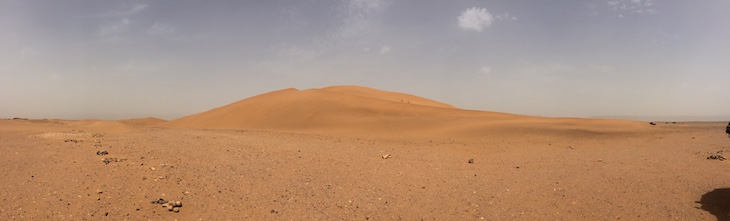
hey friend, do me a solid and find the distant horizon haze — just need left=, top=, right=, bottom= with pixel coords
left=1, top=85, right=728, bottom=123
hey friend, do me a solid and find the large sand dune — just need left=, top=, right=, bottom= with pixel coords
left=164, top=86, right=649, bottom=138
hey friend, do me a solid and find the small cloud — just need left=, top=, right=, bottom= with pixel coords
left=348, top=0, right=388, bottom=15
left=99, top=18, right=131, bottom=36
left=479, top=66, right=492, bottom=74
left=49, top=73, right=61, bottom=80
left=88, top=3, right=148, bottom=18
left=606, top=0, right=657, bottom=17
left=495, top=13, right=518, bottom=21
left=328, top=0, right=389, bottom=44
left=146, top=22, right=176, bottom=35
left=379, top=46, right=391, bottom=54
left=130, top=3, right=148, bottom=13
left=458, top=7, right=493, bottom=32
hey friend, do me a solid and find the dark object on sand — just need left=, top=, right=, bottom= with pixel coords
left=708, top=154, right=727, bottom=161
left=649, top=122, right=656, bottom=125
left=151, top=198, right=168, bottom=204
left=698, top=188, right=730, bottom=221
left=726, top=122, right=730, bottom=137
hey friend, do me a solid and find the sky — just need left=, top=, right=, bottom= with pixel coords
left=1, top=0, right=729, bottom=121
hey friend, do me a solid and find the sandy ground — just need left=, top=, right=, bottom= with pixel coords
left=1, top=119, right=729, bottom=220
left=2, top=86, right=730, bottom=220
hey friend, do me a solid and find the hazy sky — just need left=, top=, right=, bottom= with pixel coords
left=1, top=0, right=729, bottom=120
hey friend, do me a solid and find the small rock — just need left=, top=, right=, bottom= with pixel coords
left=101, top=157, right=125, bottom=164
left=150, top=167, right=156, bottom=171
left=382, top=154, right=390, bottom=159
left=708, top=154, right=727, bottom=161
left=150, top=198, right=168, bottom=204
left=174, top=201, right=182, bottom=207
left=173, top=207, right=180, bottom=213
left=96, top=150, right=108, bottom=156
left=468, top=159, right=474, bottom=164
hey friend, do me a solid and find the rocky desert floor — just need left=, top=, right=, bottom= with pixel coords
left=2, top=119, right=730, bottom=220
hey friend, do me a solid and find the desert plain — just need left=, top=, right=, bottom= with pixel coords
left=1, top=86, right=729, bottom=220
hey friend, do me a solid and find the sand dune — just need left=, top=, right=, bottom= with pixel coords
left=164, top=86, right=650, bottom=138
left=118, top=117, right=168, bottom=127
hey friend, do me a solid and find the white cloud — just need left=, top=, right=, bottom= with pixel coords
left=606, top=0, right=656, bottom=17
left=88, top=3, right=148, bottom=18
left=129, top=3, right=148, bottom=14
left=495, top=13, right=518, bottom=21
left=458, top=7, right=493, bottom=32
left=99, top=18, right=131, bottom=36
left=379, top=46, right=391, bottom=54
left=348, top=0, right=388, bottom=15
left=147, top=22, right=176, bottom=35
left=479, top=66, right=492, bottom=74
left=329, top=0, right=389, bottom=43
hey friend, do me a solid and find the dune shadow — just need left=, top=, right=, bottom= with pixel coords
left=699, top=188, right=730, bottom=221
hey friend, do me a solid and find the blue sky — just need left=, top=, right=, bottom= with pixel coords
left=1, top=0, right=729, bottom=120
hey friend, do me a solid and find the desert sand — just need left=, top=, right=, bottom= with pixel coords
left=1, top=86, right=729, bottom=220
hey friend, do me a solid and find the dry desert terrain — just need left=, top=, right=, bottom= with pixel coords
left=2, top=86, right=729, bottom=220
